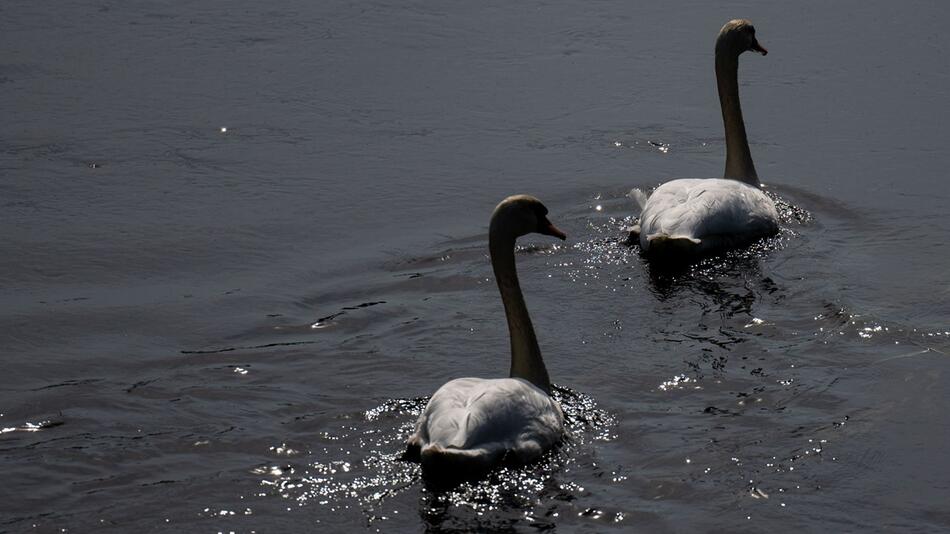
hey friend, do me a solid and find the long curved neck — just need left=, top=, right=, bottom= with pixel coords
left=489, top=228, right=551, bottom=394
left=716, top=52, right=759, bottom=185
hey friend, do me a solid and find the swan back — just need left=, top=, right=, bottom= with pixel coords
left=408, top=377, right=563, bottom=478
left=639, top=178, right=779, bottom=255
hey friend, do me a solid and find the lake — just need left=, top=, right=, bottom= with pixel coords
left=2, top=0, right=949, bottom=531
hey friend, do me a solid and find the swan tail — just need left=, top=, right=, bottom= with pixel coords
left=645, top=233, right=702, bottom=258
left=403, top=435, right=422, bottom=462
left=419, top=443, right=498, bottom=482
left=625, top=224, right=641, bottom=245
left=627, top=188, right=649, bottom=215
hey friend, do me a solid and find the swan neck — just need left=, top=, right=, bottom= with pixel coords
left=488, top=228, right=551, bottom=394
left=716, top=53, right=759, bottom=185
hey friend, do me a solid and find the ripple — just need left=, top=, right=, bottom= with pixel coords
left=658, top=374, right=698, bottom=392
left=0, top=419, right=63, bottom=434
left=767, top=191, right=813, bottom=226
left=244, top=386, right=617, bottom=529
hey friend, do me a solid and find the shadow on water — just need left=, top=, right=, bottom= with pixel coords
left=645, top=252, right=767, bottom=301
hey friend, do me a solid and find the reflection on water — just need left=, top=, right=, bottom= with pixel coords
left=0, top=420, right=63, bottom=434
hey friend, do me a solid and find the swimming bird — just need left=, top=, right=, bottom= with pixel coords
left=406, top=195, right=566, bottom=481
left=631, top=19, right=780, bottom=260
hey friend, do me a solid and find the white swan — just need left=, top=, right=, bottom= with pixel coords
left=632, top=19, right=780, bottom=259
left=406, top=195, right=567, bottom=480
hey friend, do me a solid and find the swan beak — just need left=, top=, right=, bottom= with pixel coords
left=539, top=219, right=567, bottom=240
left=750, top=40, right=768, bottom=55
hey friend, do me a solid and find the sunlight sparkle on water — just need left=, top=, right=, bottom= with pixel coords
left=243, top=388, right=617, bottom=527
left=0, top=421, right=56, bottom=434
left=270, top=443, right=299, bottom=456
left=658, top=374, right=694, bottom=391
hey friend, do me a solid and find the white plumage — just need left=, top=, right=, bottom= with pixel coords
left=407, top=378, right=563, bottom=471
left=637, top=178, right=779, bottom=254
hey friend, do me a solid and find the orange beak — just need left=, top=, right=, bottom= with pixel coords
left=539, top=219, right=567, bottom=240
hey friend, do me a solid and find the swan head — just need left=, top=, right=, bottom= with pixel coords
left=716, top=19, right=768, bottom=57
left=490, top=195, right=566, bottom=241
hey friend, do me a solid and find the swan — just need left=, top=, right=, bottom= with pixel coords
left=631, top=19, right=780, bottom=259
left=406, top=195, right=567, bottom=480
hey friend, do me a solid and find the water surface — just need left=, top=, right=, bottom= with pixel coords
left=3, top=1, right=950, bottom=532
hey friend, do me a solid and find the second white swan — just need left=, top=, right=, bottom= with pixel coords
left=632, top=19, right=780, bottom=259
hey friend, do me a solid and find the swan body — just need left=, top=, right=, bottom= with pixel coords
left=634, top=19, right=779, bottom=258
left=637, top=178, right=779, bottom=255
left=406, top=195, right=567, bottom=479
left=407, top=377, right=563, bottom=473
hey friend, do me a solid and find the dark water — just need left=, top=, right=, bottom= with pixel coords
left=3, top=1, right=950, bottom=532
